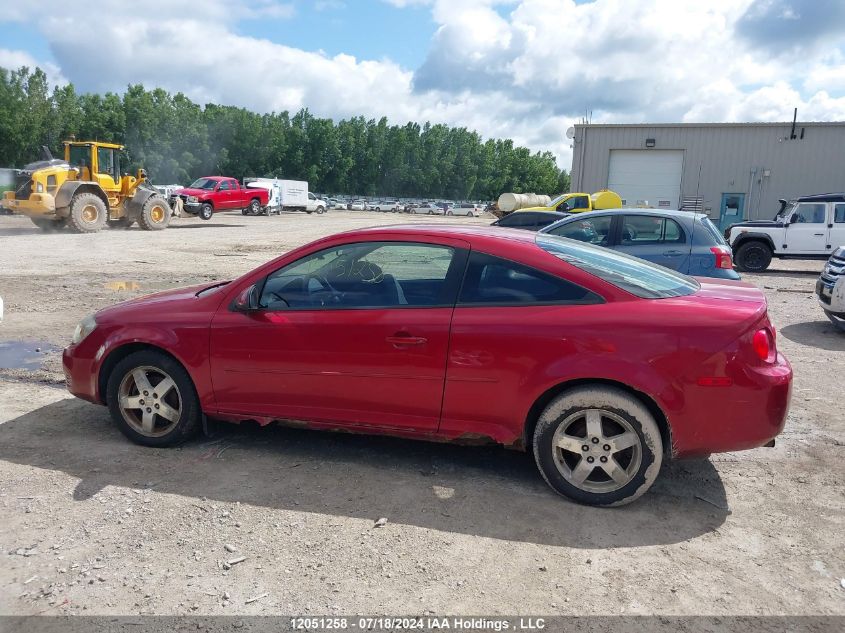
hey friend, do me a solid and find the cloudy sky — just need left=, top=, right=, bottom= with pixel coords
left=1, top=0, right=844, bottom=169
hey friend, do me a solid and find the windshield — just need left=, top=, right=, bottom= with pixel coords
left=548, top=193, right=570, bottom=207
left=536, top=233, right=700, bottom=299
left=189, top=178, right=218, bottom=190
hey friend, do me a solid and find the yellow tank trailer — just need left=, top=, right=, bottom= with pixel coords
left=1, top=140, right=172, bottom=233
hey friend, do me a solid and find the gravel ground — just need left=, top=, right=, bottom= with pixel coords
left=0, top=210, right=842, bottom=617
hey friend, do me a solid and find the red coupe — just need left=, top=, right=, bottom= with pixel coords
left=63, top=226, right=792, bottom=506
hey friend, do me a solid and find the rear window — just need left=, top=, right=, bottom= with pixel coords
left=536, top=234, right=699, bottom=299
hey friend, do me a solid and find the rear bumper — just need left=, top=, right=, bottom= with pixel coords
left=673, top=353, right=793, bottom=458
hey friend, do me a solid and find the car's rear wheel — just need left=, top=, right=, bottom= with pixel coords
left=106, top=350, right=201, bottom=447
left=735, top=241, right=772, bottom=272
left=532, top=386, right=663, bottom=506
left=824, top=310, right=845, bottom=332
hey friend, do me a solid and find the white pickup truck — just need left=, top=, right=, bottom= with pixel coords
left=725, top=193, right=845, bottom=272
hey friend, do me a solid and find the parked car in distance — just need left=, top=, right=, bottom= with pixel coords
left=815, top=246, right=845, bottom=331
left=63, top=225, right=791, bottom=507
left=725, top=193, right=845, bottom=272
left=410, top=203, right=443, bottom=215
left=347, top=200, right=366, bottom=211
left=172, top=177, right=270, bottom=220
left=493, top=210, right=571, bottom=231
left=541, top=208, right=740, bottom=280
left=449, top=203, right=483, bottom=217
left=374, top=200, right=402, bottom=212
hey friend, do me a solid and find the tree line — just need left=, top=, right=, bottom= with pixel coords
left=0, top=66, right=570, bottom=200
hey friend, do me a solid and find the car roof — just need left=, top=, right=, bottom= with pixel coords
left=335, top=223, right=539, bottom=245
left=796, top=192, right=845, bottom=203
left=559, top=207, right=704, bottom=219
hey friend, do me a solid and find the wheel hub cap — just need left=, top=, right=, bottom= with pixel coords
left=82, top=204, right=98, bottom=222
left=118, top=366, right=182, bottom=437
left=552, top=408, right=642, bottom=493
left=150, top=205, right=165, bottom=222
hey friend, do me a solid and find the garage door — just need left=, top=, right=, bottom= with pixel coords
left=607, top=150, right=684, bottom=209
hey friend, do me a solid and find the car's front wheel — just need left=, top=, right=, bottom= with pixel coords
left=106, top=350, right=201, bottom=447
left=199, top=203, right=214, bottom=221
left=532, top=386, right=663, bottom=506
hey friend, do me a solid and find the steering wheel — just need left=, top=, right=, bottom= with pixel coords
left=306, top=273, right=342, bottom=306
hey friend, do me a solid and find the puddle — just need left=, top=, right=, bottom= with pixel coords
left=103, top=279, right=207, bottom=292
left=0, top=340, right=59, bottom=370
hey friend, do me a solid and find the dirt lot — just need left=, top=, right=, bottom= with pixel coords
left=0, top=210, right=842, bottom=617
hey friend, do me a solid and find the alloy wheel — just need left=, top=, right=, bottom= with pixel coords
left=117, top=366, right=182, bottom=437
left=552, top=408, right=642, bottom=493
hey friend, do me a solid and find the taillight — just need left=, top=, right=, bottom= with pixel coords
left=752, top=328, right=775, bottom=362
left=711, top=246, right=733, bottom=269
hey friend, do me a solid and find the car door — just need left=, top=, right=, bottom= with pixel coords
left=209, top=238, right=469, bottom=430
left=229, top=180, right=247, bottom=207
left=617, top=214, right=690, bottom=271
left=215, top=179, right=234, bottom=209
left=830, top=203, right=845, bottom=252
left=440, top=251, right=604, bottom=440
left=783, top=202, right=828, bottom=253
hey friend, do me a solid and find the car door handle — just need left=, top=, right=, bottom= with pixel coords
left=386, top=334, right=427, bottom=346
left=813, top=233, right=824, bottom=236
left=664, top=250, right=684, bottom=256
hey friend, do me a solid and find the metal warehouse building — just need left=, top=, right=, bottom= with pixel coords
left=569, top=121, right=845, bottom=228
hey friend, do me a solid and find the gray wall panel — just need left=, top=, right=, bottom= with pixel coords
left=570, top=123, right=845, bottom=220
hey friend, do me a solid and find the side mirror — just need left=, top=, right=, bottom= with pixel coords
left=233, top=284, right=259, bottom=312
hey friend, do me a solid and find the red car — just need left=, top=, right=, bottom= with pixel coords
left=63, top=226, right=792, bottom=506
left=172, top=177, right=269, bottom=220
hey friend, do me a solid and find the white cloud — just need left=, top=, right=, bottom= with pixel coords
left=0, top=48, right=66, bottom=86
left=1, top=0, right=844, bottom=171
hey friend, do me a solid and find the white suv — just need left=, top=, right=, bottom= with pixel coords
left=816, top=247, right=845, bottom=331
left=725, top=193, right=845, bottom=272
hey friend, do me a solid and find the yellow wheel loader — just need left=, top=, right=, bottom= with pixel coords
left=1, top=140, right=172, bottom=233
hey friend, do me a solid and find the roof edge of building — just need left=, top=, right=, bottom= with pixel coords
left=574, top=121, right=845, bottom=129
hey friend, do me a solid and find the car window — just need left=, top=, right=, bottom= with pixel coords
left=834, top=204, right=845, bottom=223
left=559, top=195, right=589, bottom=211
left=459, top=252, right=602, bottom=306
left=308, top=193, right=316, bottom=200
left=792, top=203, right=826, bottom=224
left=536, top=233, right=699, bottom=299
left=259, top=242, right=458, bottom=310
left=700, top=217, right=728, bottom=245
left=547, top=216, right=612, bottom=245
left=217, top=180, right=230, bottom=191
left=621, top=215, right=685, bottom=244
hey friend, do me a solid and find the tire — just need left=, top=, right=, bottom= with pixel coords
left=106, top=350, right=201, bottom=448
left=316, top=206, right=325, bottom=215
left=824, top=310, right=845, bottom=332
left=241, top=208, right=249, bottom=216
left=447, top=210, right=453, bottom=216
left=138, top=195, right=171, bottom=231
left=735, top=241, right=772, bottom=272
left=68, top=192, right=108, bottom=233
left=199, top=203, right=214, bottom=221
left=30, top=217, right=65, bottom=232
left=306, top=209, right=314, bottom=215
left=249, top=198, right=261, bottom=215
left=532, top=386, right=664, bottom=507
